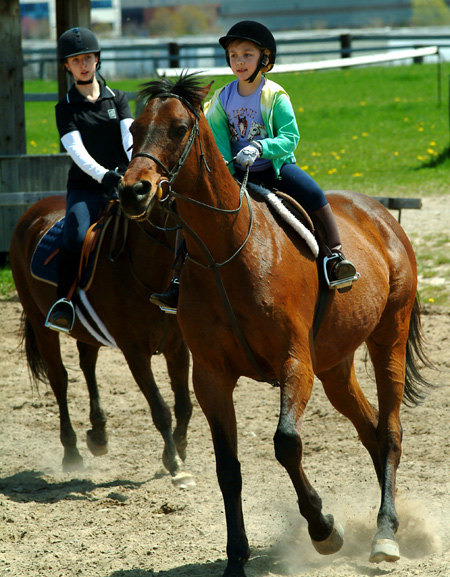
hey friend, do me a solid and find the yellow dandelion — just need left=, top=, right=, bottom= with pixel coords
left=30, top=140, right=37, bottom=147
left=404, top=118, right=409, bottom=122
left=328, top=168, right=337, bottom=174
left=362, top=132, right=369, bottom=137
left=352, top=172, right=363, bottom=177
left=428, top=298, right=434, bottom=303
left=394, top=151, right=399, bottom=156
left=352, top=135, right=358, bottom=140
left=418, top=127, right=424, bottom=132
left=429, top=141, right=436, bottom=146
left=300, top=165, right=309, bottom=171
left=360, top=101, right=366, bottom=106
left=298, top=107, right=304, bottom=113
left=394, top=97, right=401, bottom=102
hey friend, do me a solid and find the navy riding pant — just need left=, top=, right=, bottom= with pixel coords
left=235, top=162, right=327, bottom=213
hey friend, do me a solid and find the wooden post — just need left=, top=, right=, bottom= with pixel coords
left=55, top=0, right=91, bottom=151
left=55, top=0, right=91, bottom=103
left=340, top=33, right=352, bottom=59
left=169, top=42, right=180, bottom=68
left=0, top=0, right=26, bottom=155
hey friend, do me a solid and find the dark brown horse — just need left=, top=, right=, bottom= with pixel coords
left=9, top=194, right=194, bottom=487
left=118, top=74, right=433, bottom=576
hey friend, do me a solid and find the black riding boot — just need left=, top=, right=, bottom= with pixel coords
left=312, top=204, right=359, bottom=293
left=45, top=247, right=79, bottom=332
left=150, top=236, right=186, bottom=313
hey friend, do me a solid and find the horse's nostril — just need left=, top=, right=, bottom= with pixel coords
left=133, top=180, right=151, bottom=198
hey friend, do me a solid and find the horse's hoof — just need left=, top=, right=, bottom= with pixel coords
left=86, top=430, right=108, bottom=456
left=311, top=521, right=344, bottom=555
left=171, top=472, right=196, bottom=489
left=369, top=538, right=400, bottom=563
left=62, top=454, right=84, bottom=472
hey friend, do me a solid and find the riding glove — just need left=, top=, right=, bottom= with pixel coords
left=102, top=169, right=122, bottom=196
left=236, top=142, right=262, bottom=168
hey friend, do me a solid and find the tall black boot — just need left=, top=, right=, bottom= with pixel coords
left=150, top=235, right=186, bottom=313
left=45, top=247, right=79, bottom=332
left=312, top=204, right=359, bottom=292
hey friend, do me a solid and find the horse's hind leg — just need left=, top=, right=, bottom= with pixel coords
left=318, top=353, right=401, bottom=562
left=275, top=357, right=344, bottom=555
left=317, top=356, right=382, bottom=482
left=365, top=320, right=410, bottom=563
left=162, top=329, right=192, bottom=461
left=123, top=348, right=194, bottom=486
left=25, top=316, right=84, bottom=471
left=76, top=341, right=108, bottom=456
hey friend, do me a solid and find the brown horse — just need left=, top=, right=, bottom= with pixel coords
left=118, top=74, right=433, bottom=576
left=9, top=194, right=194, bottom=487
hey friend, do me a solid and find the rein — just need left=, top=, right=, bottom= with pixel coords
left=129, top=91, right=277, bottom=386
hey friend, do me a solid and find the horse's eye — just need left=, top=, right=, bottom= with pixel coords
left=173, top=125, right=188, bottom=139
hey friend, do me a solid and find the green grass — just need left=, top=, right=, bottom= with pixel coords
left=25, top=63, right=450, bottom=197
left=20, top=64, right=450, bottom=308
left=0, top=265, right=15, bottom=298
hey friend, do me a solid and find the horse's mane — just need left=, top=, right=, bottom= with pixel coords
left=138, top=71, right=209, bottom=109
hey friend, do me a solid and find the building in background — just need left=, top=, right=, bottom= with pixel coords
left=20, top=0, right=122, bottom=39
left=20, top=0, right=450, bottom=39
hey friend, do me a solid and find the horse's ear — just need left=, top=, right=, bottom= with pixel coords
left=199, top=81, right=214, bottom=104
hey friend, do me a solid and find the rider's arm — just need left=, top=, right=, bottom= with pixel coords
left=61, top=130, right=108, bottom=183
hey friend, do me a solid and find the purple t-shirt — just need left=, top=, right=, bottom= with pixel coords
left=219, top=79, right=272, bottom=172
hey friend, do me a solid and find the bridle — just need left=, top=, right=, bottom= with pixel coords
left=130, top=93, right=203, bottom=187
left=127, top=91, right=276, bottom=386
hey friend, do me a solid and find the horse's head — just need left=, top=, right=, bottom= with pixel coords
left=119, top=73, right=212, bottom=220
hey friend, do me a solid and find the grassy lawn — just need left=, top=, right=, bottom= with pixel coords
left=5, top=62, right=447, bottom=306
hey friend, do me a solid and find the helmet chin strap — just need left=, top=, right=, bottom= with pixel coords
left=76, top=77, right=95, bottom=85
left=246, top=50, right=270, bottom=83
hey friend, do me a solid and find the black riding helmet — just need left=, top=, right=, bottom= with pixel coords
left=219, top=20, right=276, bottom=82
left=57, top=27, right=101, bottom=69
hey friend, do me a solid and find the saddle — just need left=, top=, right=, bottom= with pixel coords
left=31, top=200, right=126, bottom=291
left=246, top=182, right=320, bottom=258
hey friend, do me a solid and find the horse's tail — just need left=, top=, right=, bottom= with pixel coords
left=19, top=312, right=49, bottom=387
left=403, top=295, right=436, bottom=407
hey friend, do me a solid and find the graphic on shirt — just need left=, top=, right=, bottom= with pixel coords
left=237, top=114, right=248, bottom=138
left=248, top=122, right=266, bottom=141
left=107, top=108, right=117, bottom=119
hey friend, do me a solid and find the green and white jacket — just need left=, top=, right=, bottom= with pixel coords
left=204, top=77, right=300, bottom=176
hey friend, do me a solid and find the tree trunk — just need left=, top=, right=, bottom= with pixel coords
left=0, top=0, right=26, bottom=155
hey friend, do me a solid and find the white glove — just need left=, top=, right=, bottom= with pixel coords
left=236, top=144, right=261, bottom=168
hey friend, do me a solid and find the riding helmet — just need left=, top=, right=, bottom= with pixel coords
left=57, top=27, right=101, bottom=61
left=219, top=20, right=276, bottom=75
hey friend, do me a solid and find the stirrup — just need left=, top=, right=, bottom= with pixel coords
left=323, top=254, right=360, bottom=291
left=45, top=298, right=75, bottom=333
left=149, top=278, right=179, bottom=314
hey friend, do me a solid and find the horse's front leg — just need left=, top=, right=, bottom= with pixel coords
left=77, top=341, right=108, bottom=456
left=192, top=364, right=249, bottom=577
left=275, top=356, right=344, bottom=555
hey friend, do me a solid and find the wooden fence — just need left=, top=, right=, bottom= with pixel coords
left=0, top=154, right=70, bottom=255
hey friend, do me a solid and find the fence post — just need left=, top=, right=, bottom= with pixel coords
left=168, top=42, right=180, bottom=68
left=413, top=44, right=424, bottom=64
left=340, top=33, right=352, bottom=58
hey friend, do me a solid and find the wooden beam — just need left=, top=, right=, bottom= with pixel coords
left=55, top=0, right=92, bottom=103
left=0, top=0, right=26, bottom=155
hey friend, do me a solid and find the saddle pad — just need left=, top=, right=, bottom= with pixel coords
left=31, top=218, right=64, bottom=286
left=247, top=182, right=319, bottom=258
left=31, top=218, right=99, bottom=290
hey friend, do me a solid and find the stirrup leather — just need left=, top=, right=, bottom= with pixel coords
left=45, top=298, right=75, bottom=333
left=323, top=254, right=360, bottom=290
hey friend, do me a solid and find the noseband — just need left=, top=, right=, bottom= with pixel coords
left=131, top=93, right=201, bottom=187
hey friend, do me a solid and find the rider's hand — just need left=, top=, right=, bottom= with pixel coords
left=236, top=142, right=262, bottom=168
left=102, top=170, right=122, bottom=196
